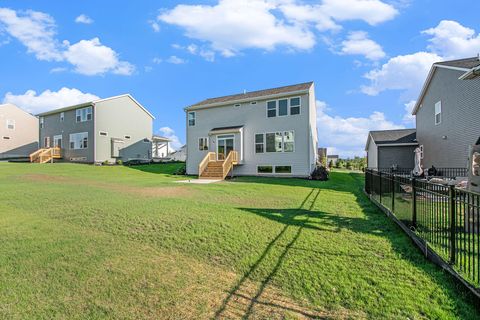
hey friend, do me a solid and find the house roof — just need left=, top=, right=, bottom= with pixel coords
left=152, top=135, right=171, bottom=142
left=413, top=57, right=480, bottom=115
left=36, top=94, right=155, bottom=119
left=366, top=129, right=417, bottom=150
left=327, top=155, right=339, bottom=159
left=186, top=82, right=313, bottom=110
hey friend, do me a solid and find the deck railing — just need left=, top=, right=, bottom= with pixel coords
left=365, top=169, right=480, bottom=290
left=222, top=151, right=238, bottom=179
left=198, top=152, right=216, bottom=176
left=29, top=147, right=61, bottom=163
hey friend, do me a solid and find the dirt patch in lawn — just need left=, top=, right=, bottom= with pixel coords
left=20, top=173, right=195, bottom=198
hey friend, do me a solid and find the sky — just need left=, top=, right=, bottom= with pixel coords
left=1, top=0, right=479, bottom=156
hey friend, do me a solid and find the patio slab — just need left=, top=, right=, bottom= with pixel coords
left=175, top=179, right=222, bottom=184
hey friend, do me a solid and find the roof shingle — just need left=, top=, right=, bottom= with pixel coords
left=435, top=57, right=480, bottom=69
left=370, top=129, right=417, bottom=145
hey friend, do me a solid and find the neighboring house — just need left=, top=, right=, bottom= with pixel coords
left=185, top=82, right=318, bottom=177
left=318, top=147, right=327, bottom=162
left=326, top=155, right=339, bottom=166
left=0, top=103, right=38, bottom=159
left=413, top=57, right=480, bottom=168
left=152, top=135, right=171, bottom=158
left=37, top=94, right=155, bottom=163
left=365, top=129, right=417, bottom=169
left=170, top=145, right=187, bottom=162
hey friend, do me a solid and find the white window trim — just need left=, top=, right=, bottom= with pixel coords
left=53, top=135, right=63, bottom=148
left=188, top=111, right=196, bottom=126
left=6, top=119, right=15, bottom=130
left=216, top=134, right=235, bottom=161
left=69, top=132, right=88, bottom=150
left=274, top=165, right=293, bottom=174
left=266, top=96, right=301, bottom=118
left=434, top=101, right=442, bottom=125
left=76, top=106, right=92, bottom=123
left=263, top=130, right=295, bottom=153
left=198, top=137, right=209, bottom=151
left=254, top=133, right=265, bottom=154
left=256, top=165, right=274, bottom=174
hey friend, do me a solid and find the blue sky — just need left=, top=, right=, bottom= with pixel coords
left=1, top=0, right=479, bottom=156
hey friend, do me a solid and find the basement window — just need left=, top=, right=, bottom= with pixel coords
left=257, top=166, right=273, bottom=174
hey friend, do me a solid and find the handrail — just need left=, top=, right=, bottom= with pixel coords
left=222, top=151, right=238, bottom=179
left=199, top=152, right=216, bottom=176
left=30, top=147, right=62, bottom=163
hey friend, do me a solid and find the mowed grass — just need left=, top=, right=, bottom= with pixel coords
left=0, top=163, right=478, bottom=319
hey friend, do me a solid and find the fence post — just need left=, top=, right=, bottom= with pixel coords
left=412, top=178, right=417, bottom=228
left=379, top=171, right=382, bottom=204
left=391, top=174, right=395, bottom=212
left=449, top=185, right=456, bottom=264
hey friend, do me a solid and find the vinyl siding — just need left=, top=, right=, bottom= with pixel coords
left=186, top=92, right=315, bottom=177
left=367, top=139, right=378, bottom=168
left=94, top=96, right=153, bottom=163
left=377, top=146, right=416, bottom=168
left=416, top=67, right=480, bottom=168
left=0, top=104, right=38, bottom=158
left=39, top=106, right=94, bottom=162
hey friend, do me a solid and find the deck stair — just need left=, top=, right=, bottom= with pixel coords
left=198, top=151, right=238, bottom=179
left=29, top=147, right=62, bottom=163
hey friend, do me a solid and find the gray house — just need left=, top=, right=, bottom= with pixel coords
left=366, top=129, right=417, bottom=169
left=0, top=103, right=38, bottom=159
left=412, top=57, right=480, bottom=168
left=37, top=94, right=155, bottom=163
left=185, top=82, right=318, bottom=178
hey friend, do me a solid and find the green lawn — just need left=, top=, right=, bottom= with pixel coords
left=0, top=163, right=478, bottom=319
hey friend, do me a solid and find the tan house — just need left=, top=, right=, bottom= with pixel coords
left=0, top=103, right=38, bottom=159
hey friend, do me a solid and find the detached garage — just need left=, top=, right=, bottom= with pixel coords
left=366, top=129, right=418, bottom=169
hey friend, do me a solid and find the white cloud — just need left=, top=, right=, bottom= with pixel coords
left=316, top=100, right=404, bottom=157
left=148, top=20, right=160, bottom=32
left=158, top=0, right=397, bottom=57
left=0, top=8, right=134, bottom=76
left=423, top=20, right=480, bottom=59
left=340, top=31, right=385, bottom=60
left=75, top=14, right=93, bottom=24
left=361, top=20, right=480, bottom=100
left=173, top=43, right=216, bottom=62
left=158, top=127, right=183, bottom=150
left=152, top=57, right=162, bottom=64
left=166, top=55, right=186, bottom=64
left=49, top=67, right=67, bottom=73
left=361, top=51, right=441, bottom=98
left=0, top=8, right=63, bottom=61
left=64, top=38, right=135, bottom=75
left=3, top=87, right=99, bottom=114
left=321, top=0, right=398, bottom=26
left=402, top=100, right=416, bottom=124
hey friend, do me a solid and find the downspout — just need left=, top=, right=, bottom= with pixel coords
left=93, top=103, right=96, bottom=163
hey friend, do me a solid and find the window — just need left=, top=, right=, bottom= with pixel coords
left=420, top=145, right=424, bottom=159
left=44, top=136, right=50, bottom=148
left=69, top=132, right=88, bottom=149
left=275, top=166, right=292, bottom=174
left=124, top=135, right=131, bottom=139
left=99, top=131, right=108, bottom=136
left=40, top=117, right=44, bottom=129
left=283, top=131, right=294, bottom=152
left=188, top=112, right=196, bottom=126
left=255, top=134, right=264, bottom=153
left=6, top=119, right=15, bottom=130
left=257, top=166, right=273, bottom=174
left=265, top=131, right=294, bottom=153
left=267, top=101, right=276, bottom=118
left=278, top=99, right=288, bottom=116
left=199, top=137, right=208, bottom=151
left=60, top=112, right=64, bottom=122
left=290, top=97, right=300, bottom=115
left=53, top=135, right=62, bottom=148
left=76, top=106, right=92, bottom=122
left=435, top=101, right=441, bottom=125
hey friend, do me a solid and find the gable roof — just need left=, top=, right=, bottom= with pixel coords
left=412, top=57, right=480, bottom=115
left=36, top=94, right=155, bottom=119
left=365, top=129, right=417, bottom=150
left=186, top=82, right=313, bottom=110
left=0, top=103, right=37, bottom=119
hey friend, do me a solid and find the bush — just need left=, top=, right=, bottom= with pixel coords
left=102, top=160, right=110, bottom=166
left=310, top=165, right=329, bottom=181
left=173, top=164, right=186, bottom=175
left=116, top=159, right=123, bottom=165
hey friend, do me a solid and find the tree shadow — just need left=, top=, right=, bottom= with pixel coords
left=123, top=162, right=185, bottom=175
left=216, top=171, right=480, bottom=318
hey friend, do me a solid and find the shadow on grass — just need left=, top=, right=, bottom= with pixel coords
left=124, top=162, right=185, bottom=175
left=216, top=171, right=480, bottom=318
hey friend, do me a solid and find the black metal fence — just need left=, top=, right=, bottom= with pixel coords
left=373, top=167, right=468, bottom=178
left=365, top=169, right=480, bottom=289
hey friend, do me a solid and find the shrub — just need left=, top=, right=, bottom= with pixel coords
left=116, top=159, right=123, bottom=165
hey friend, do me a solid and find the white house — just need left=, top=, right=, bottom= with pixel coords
left=185, top=82, right=318, bottom=178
